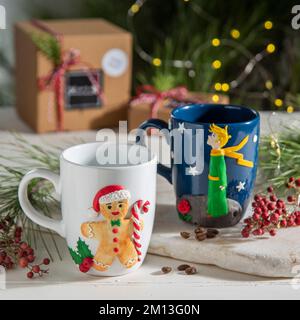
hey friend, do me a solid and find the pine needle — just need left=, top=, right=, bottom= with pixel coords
left=0, top=134, right=78, bottom=260
left=31, top=32, right=61, bottom=67
left=259, top=125, right=300, bottom=192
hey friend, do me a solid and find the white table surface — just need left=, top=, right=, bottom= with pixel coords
left=0, top=106, right=300, bottom=300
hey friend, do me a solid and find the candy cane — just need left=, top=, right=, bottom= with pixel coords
left=131, top=200, right=150, bottom=261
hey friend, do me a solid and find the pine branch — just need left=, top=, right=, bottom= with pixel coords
left=0, top=134, right=80, bottom=260
left=259, top=125, right=300, bottom=192
left=31, top=32, right=61, bottom=66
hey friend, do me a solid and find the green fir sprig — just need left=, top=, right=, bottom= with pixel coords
left=259, top=126, right=300, bottom=192
left=31, top=32, right=61, bottom=66
left=0, top=134, right=81, bottom=260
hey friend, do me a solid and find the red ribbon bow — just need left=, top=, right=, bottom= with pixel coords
left=131, top=85, right=189, bottom=118
left=32, top=20, right=104, bottom=131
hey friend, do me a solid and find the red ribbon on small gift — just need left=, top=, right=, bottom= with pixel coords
left=31, top=19, right=105, bottom=131
left=131, top=85, right=189, bottom=118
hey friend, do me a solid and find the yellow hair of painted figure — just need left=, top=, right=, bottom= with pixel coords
left=209, top=124, right=232, bottom=148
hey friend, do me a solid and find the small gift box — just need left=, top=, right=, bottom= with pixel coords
left=15, top=19, right=132, bottom=133
left=128, top=85, right=229, bottom=131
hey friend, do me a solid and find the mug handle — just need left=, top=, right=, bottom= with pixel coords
left=18, top=168, right=66, bottom=238
left=136, top=119, right=172, bottom=184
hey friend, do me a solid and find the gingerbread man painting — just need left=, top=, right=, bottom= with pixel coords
left=81, top=185, right=149, bottom=271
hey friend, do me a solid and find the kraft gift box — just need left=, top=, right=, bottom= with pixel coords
left=15, top=19, right=132, bottom=133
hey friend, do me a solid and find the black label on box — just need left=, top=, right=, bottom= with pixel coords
left=65, top=69, right=103, bottom=110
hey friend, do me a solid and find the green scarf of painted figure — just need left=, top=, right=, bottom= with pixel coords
left=207, top=152, right=228, bottom=217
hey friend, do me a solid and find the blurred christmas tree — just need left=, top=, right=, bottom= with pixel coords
left=81, top=0, right=300, bottom=111
left=1, top=0, right=300, bottom=112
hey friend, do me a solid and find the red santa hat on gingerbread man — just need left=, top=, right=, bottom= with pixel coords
left=93, top=185, right=131, bottom=212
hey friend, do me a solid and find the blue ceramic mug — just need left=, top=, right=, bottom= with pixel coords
left=137, top=104, right=260, bottom=228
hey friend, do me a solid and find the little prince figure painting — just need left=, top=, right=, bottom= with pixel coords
left=207, top=124, right=253, bottom=218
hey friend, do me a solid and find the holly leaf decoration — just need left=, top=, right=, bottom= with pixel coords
left=185, top=214, right=192, bottom=222
left=179, top=213, right=192, bottom=222
left=68, top=247, right=82, bottom=265
left=68, top=238, right=93, bottom=266
left=77, top=238, right=93, bottom=259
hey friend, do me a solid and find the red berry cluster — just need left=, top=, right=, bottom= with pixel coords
left=79, top=257, right=93, bottom=273
left=0, top=217, right=15, bottom=270
left=241, top=177, right=300, bottom=238
left=0, top=220, right=50, bottom=279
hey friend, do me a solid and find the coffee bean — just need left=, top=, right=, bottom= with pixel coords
left=177, top=264, right=190, bottom=271
left=194, top=226, right=206, bottom=234
left=185, top=266, right=197, bottom=275
left=196, top=233, right=207, bottom=241
left=206, top=232, right=216, bottom=239
left=161, top=266, right=172, bottom=274
left=206, top=228, right=219, bottom=238
left=207, top=228, right=219, bottom=235
left=180, top=231, right=191, bottom=239
left=196, top=230, right=207, bottom=237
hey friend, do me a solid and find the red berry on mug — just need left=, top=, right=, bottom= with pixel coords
left=295, top=178, right=300, bottom=187
left=287, top=196, right=295, bottom=203
left=43, top=258, right=50, bottom=265
left=267, top=186, right=274, bottom=193
left=79, top=263, right=89, bottom=273
left=82, top=257, right=93, bottom=269
left=289, top=177, right=295, bottom=183
left=269, top=229, right=276, bottom=236
left=27, top=271, right=34, bottom=279
left=177, top=199, right=191, bottom=215
left=269, top=195, right=277, bottom=202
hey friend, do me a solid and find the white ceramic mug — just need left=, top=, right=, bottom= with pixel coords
left=18, top=142, right=157, bottom=276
